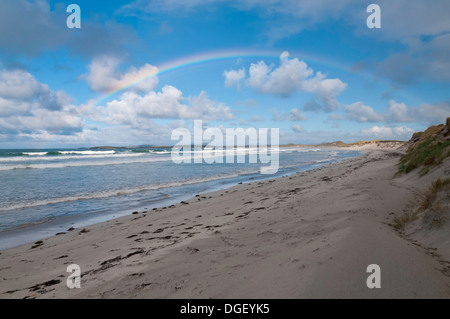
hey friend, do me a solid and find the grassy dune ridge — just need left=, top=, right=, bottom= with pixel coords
left=398, top=118, right=450, bottom=176
left=394, top=118, right=450, bottom=232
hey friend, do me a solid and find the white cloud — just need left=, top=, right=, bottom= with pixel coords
left=360, top=126, right=414, bottom=140
left=346, top=100, right=449, bottom=124
left=92, top=85, right=234, bottom=127
left=0, top=107, right=82, bottom=134
left=227, top=52, right=347, bottom=111
left=223, top=68, right=246, bottom=88
left=187, top=91, right=235, bottom=121
left=0, top=69, right=47, bottom=100
left=0, top=97, right=31, bottom=117
left=85, top=56, right=159, bottom=93
left=2, top=122, right=180, bottom=148
left=248, top=52, right=313, bottom=96
left=345, top=102, right=383, bottom=122
left=385, top=100, right=410, bottom=122
left=302, top=73, right=347, bottom=110
left=0, top=69, right=82, bottom=135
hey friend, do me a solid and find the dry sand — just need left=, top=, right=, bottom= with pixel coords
left=0, top=149, right=449, bottom=299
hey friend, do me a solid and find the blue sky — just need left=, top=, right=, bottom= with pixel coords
left=0, top=0, right=449, bottom=148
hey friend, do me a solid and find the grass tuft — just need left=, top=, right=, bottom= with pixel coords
left=393, top=177, right=450, bottom=230
left=421, top=177, right=450, bottom=228
left=398, top=139, right=450, bottom=175
left=393, top=212, right=418, bottom=231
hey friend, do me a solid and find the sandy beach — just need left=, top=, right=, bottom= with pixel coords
left=0, top=149, right=449, bottom=299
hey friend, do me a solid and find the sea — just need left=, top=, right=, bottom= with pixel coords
left=0, top=147, right=361, bottom=249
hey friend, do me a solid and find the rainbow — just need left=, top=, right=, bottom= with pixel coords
left=92, top=48, right=352, bottom=107
left=37, top=49, right=356, bottom=149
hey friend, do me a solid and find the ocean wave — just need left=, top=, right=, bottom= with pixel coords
left=58, top=150, right=116, bottom=155
left=0, top=156, right=346, bottom=212
left=11, top=150, right=118, bottom=157
left=0, top=153, right=225, bottom=170
left=0, top=150, right=267, bottom=169
left=0, top=152, right=149, bottom=163
left=0, top=171, right=250, bottom=212
left=0, top=156, right=175, bottom=170
left=0, top=148, right=329, bottom=169
left=22, top=152, right=48, bottom=156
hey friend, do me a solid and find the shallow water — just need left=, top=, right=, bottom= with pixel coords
left=0, top=147, right=360, bottom=249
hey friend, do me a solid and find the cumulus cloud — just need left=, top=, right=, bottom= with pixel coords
left=0, top=69, right=48, bottom=101
left=226, top=52, right=347, bottom=111
left=91, top=86, right=234, bottom=127
left=384, top=100, right=411, bottom=122
left=346, top=102, right=383, bottom=122
left=0, top=69, right=72, bottom=113
left=0, top=108, right=82, bottom=135
left=247, top=52, right=313, bottom=96
left=345, top=100, right=449, bottom=124
left=223, top=68, right=246, bottom=88
left=85, top=56, right=159, bottom=93
left=360, top=126, right=414, bottom=140
left=0, top=69, right=82, bottom=135
left=187, top=91, right=235, bottom=121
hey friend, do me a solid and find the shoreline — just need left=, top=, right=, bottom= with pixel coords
left=0, top=149, right=449, bottom=298
left=0, top=149, right=360, bottom=251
